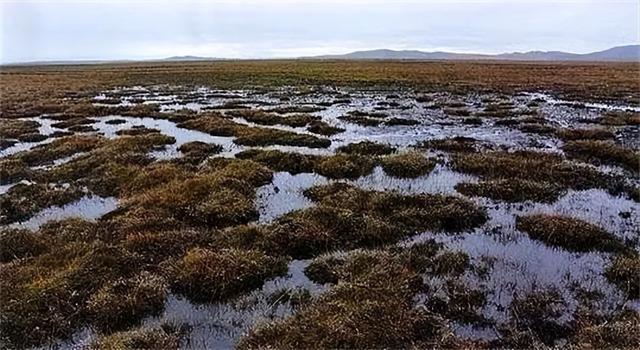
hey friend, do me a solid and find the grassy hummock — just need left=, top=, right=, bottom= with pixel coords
left=380, top=151, right=436, bottom=178
left=556, top=128, right=614, bottom=141
left=313, top=153, right=375, bottom=179
left=122, top=159, right=273, bottom=228
left=417, top=136, right=479, bottom=153
left=516, top=214, right=626, bottom=253
left=0, top=228, right=46, bottom=262
left=169, top=248, right=288, bottom=303
left=451, top=150, right=630, bottom=197
left=219, top=183, right=486, bottom=259
left=87, top=272, right=167, bottom=332
left=306, top=120, right=345, bottom=136
left=234, top=127, right=331, bottom=148
left=336, top=140, right=396, bottom=156
left=236, top=149, right=319, bottom=174
left=563, top=140, right=639, bottom=172
left=0, top=182, right=85, bottom=224
left=605, top=255, right=640, bottom=299
left=90, top=323, right=188, bottom=350
left=240, top=250, right=460, bottom=349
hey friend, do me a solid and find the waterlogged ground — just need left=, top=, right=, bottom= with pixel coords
left=1, top=84, right=638, bottom=349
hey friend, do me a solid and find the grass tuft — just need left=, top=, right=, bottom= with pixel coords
left=169, top=248, right=288, bottom=303
left=516, top=214, right=626, bottom=253
left=336, top=140, right=396, bottom=156
left=563, top=140, right=639, bottom=172
left=380, top=151, right=436, bottom=178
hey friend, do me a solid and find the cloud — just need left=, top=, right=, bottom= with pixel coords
left=1, top=0, right=638, bottom=62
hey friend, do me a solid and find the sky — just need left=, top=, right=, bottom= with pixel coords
left=1, top=0, right=639, bottom=63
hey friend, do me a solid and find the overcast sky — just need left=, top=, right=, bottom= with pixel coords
left=1, top=0, right=638, bottom=63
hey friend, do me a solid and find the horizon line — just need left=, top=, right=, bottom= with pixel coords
left=2, top=43, right=639, bottom=66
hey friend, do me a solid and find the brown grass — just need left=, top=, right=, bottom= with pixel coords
left=605, top=255, right=640, bottom=299
left=456, top=179, right=565, bottom=203
left=169, top=248, right=288, bottom=303
left=516, top=214, right=626, bottom=253
left=563, top=140, right=639, bottom=172
left=380, top=151, right=436, bottom=178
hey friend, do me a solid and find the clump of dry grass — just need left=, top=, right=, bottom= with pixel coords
left=178, top=113, right=242, bottom=137
left=104, top=118, right=127, bottom=125
left=444, top=107, right=471, bottom=117
left=281, top=113, right=321, bottom=127
left=304, top=255, right=345, bottom=284
left=313, top=153, right=375, bottom=179
left=338, top=114, right=383, bottom=126
left=380, top=151, right=436, bottom=178
left=90, top=323, right=188, bottom=350
left=0, top=182, right=84, bottom=224
left=37, top=218, right=111, bottom=245
left=336, top=140, right=396, bottom=155
left=87, top=272, right=167, bottom=332
left=0, top=243, right=143, bottom=348
left=46, top=134, right=179, bottom=196
left=392, top=240, right=443, bottom=273
left=234, top=127, right=331, bottom=148
left=122, top=230, right=215, bottom=265
left=605, top=255, right=640, bottom=299
left=121, top=163, right=189, bottom=196
left=568, top=310, right=640, bottom=348
left=268, top=105, right=324, bottom=114
left=0, top=228, right=46, bottom=262
left=0, top=119, right=42, bottom=141
left=306, top=120, right=345, bottom=135
left=451, top=150, right=629, bottom=196
left=499, top=290, right=571, bottom=347
left=177, top=141, right=222, bottom=164
left=517, top=123, right=556, bottom=135
left=416, top=136, right=479, bottom=153
left=120, top=103, right=160, bottom=117
left=69, top=124, right=98, bottom=132
left=227, top=109, right=285, bottom=125
left=51, top=117, right=97, bottom=129
left=115, top=127, right=161, bottom=136
left=431, top=251, right=471, bottom=276
left=118, top=158, right=272, bottom=229
left=169, top=248, right=288, bottom=303
left=0, top=159, right=33, bottom=184
left=516, top=214, right=626, bottom=253
left=229, top=109, right=320, bottom=128
left=563, top=140, right=639, bottom=172
left=219, top=183, right=485, bottom=259
left=240, top=249, right=460, bottom=349
left=456, top=179, right=565, bottom=203
left=13, top=135, right=106, bottom=166
left=598, top=111, right=640, bottom=126
left=0, top=138, right=18, bottom=150
left=236, top=149, right=319, bottom=174
left=556, top=128, right=614, bottom=141
left=385, top=117, right=419, bottom=126
left=476, top=102, right=516, bottom=118
left=426, top=280, right=488, bottom=326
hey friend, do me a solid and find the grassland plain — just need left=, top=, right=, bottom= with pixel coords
left=0, top=60, right=639, bottom=349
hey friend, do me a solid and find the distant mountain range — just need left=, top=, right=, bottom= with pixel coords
left=307, top=45, right=640, bottom=62
left=5, top=45, right=638, bottom=66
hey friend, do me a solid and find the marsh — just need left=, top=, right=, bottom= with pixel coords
left=0, top=61, right=638, bottom=349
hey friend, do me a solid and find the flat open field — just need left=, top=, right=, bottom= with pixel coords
left=1, top=60, right=639, bottom=349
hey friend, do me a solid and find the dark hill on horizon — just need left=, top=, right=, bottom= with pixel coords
left=307, top=45, right=640, bottom=62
